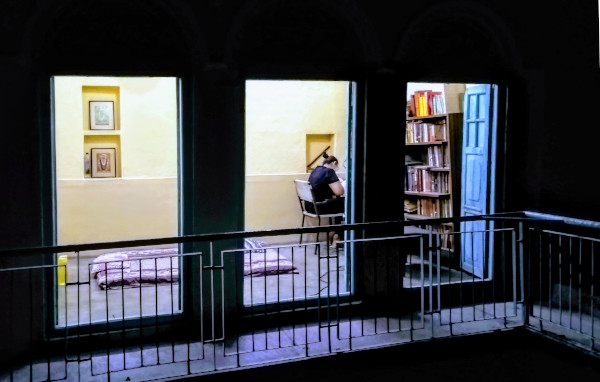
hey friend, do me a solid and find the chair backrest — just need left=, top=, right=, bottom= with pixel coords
left=294, top=179, right=314, bottom=203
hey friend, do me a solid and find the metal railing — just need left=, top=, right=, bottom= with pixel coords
left=526, top=223, right=600, bottom=353
left=0, top=212, right=598, bottom=381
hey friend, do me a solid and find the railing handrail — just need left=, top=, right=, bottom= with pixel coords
left=0, top=210, right=553, bottom=257
left=524, top=210, right=600, bottom=230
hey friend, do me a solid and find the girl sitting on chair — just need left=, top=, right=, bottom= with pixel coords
left=307, top=154, right=345, bottom=248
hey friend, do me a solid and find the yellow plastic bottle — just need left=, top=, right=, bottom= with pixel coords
left=57, top=254, right=68, bottom=286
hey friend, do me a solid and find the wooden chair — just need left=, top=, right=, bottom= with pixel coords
left=294, top=179, right=345, bottom=246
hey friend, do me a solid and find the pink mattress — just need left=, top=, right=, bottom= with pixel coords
left=243, top=239, right=297, bottom=277
left=91, top=241, right=296, bottom=289
left=91, top=248, right=179, bottom=290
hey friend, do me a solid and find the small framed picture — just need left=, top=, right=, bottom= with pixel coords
left=89, top=101, right=115, bottom=130
left=90, top=148, right=117, bottom=178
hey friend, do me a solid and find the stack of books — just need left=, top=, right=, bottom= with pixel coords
left=409, top=90, right=446, bottom=117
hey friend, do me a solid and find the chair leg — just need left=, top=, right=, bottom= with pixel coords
left=316, top=216, right=321, bottom=243
left=314, top=216, right=321, bottom=255
left=329, top=217, right=333, bottom=246
left=299, top=215, right=306, bottom=244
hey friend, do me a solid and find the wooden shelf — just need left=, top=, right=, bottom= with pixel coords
left=405, top=213, right=437, bottom=220
left=404, top=213, right=455, bottom=223
left=405, top=191, right=450, bottom=197
left=406, top=114, right=447, bottom=121
left=406, top=141, right=446, bottom=146
left=405, top=165, right=450, bottom=172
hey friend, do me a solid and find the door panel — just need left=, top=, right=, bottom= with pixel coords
left=460, top=85, right=491, bottom=278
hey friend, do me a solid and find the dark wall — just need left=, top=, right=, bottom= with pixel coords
left=0, top=0, right=599, bottom=253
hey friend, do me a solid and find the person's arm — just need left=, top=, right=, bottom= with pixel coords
left=325, top=168, right=344, bottom=197
left=328, top=181, right=344, bottom=196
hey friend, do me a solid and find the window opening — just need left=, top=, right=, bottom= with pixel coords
left=52, top=76, right=182, bottom=327
left=244, top=80, right=355, bottom=307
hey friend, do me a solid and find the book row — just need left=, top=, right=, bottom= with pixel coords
left=436, top=224, right=454, bottom=250
left=406, top=121, right=447, bottom=143
left=404, top=198, right=452, bottom=219
left=409, top=90, right=446, bottom=117
left=405, top=166, right=449, bottom=193
left=406, top=146, right=446, bottom=168
left=427, top=146, right=445, bottom=168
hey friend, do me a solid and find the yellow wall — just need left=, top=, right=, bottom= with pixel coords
left=54, top=76, right=178, bottom=244
left=245, top=80, right=349, bottom=238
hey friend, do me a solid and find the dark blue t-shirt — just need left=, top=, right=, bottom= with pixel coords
left=308, top=166, right=339, bottom=202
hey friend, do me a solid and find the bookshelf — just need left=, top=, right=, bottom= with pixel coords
left=404, top=88, right=464, bottom=251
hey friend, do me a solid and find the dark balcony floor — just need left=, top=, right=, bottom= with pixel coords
left=183, top=327, right=600, bottom=382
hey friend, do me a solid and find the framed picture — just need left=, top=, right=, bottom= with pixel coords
left=89, top=101, right=115, bottom=130
left=90, top=148, right=117, bottom=178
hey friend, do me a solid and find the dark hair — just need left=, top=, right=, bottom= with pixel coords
left=323, top=155, right=338, bottom=165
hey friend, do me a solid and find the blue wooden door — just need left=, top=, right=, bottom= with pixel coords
left=460, top=85, right=492, bottom=278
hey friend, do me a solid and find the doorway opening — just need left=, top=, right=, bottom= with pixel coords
left=243, top=80, right=355, bottom=306
left=52, top=76, right=181, bottom=327
left=404, top=82, right=499, bottom=286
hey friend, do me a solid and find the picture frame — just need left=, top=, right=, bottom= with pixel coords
left=89, top=101, right=115, bottom=130
left=90, top=148, right=117, bottom=178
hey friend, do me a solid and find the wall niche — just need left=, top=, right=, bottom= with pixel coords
left=82, top=86, right=121, bottom=178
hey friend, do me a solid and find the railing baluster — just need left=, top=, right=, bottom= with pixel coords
left=539, top=230, right=544, bottom=321
left=591, top=241, right=596, bottom=343
left=29, top=268, right=33, bottom=382
left=139, top=258, right=143, bottom=366
left=121, top=256, right=126, bottom=368
left=549, top=232, right=553, bottom=322
left=471, top=231, right=476, bottom=321
left=277, top=247, right=281, bottom=347
left=154, top=257, right=159, bottom=364
left=304, top=244, right=308, bottom=356
left=558, top=235, right=563, bottom=326
left=482, top=230, right=486, bottom=319
left=569, top=236, right=573, bottom=329
left=170, top=254, right=175, bottom=363
left=436, top=233, right=441, bottom=316
left=578, top=237, right=583, bottom=334
left=291, top=246, right=295, bottom=346
left=428, top=232, right=433, bottom=315
left=263, top=243, right=268, bottom=349
left=493, top=229, right=498, bottom=319
left=512, top=228, right=517, bottom=317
